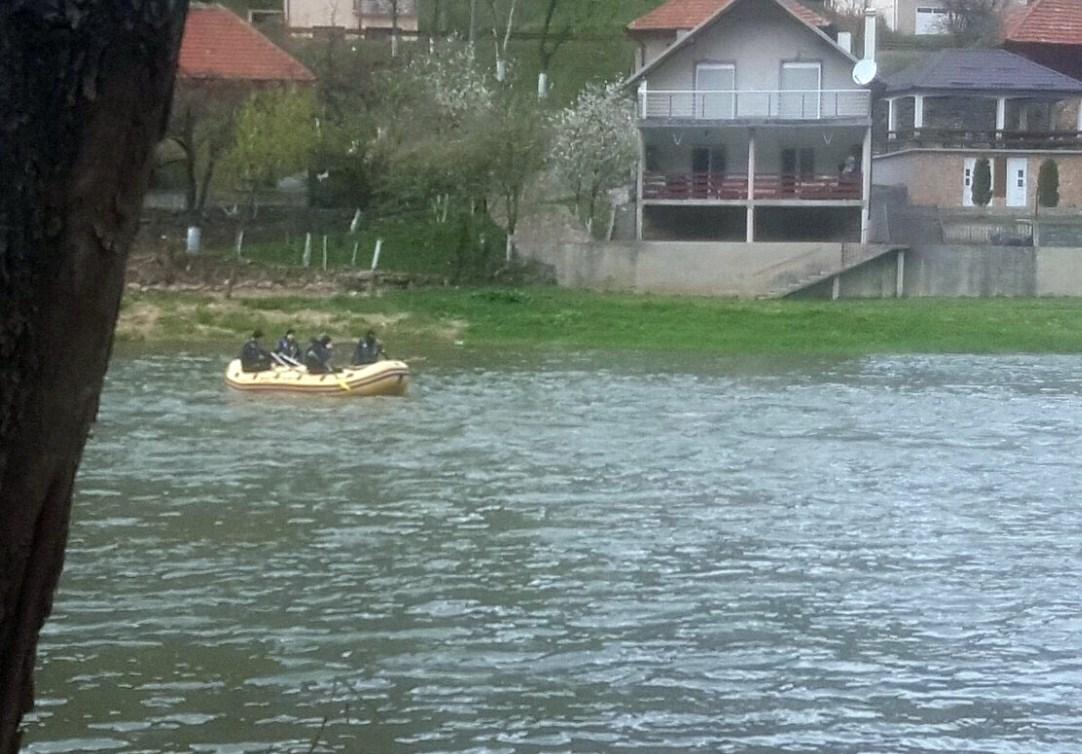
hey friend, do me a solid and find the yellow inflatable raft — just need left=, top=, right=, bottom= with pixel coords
left=224, top=359, right=409, bottom=397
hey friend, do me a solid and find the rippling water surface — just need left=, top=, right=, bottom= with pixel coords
left=24, top=348, right=1082, bottom=753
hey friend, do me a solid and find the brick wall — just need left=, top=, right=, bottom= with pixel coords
left=874, top=150, right=1082, bottom=208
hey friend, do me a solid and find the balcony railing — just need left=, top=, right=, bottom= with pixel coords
left=642, top=172, right=863, bottom=201
left=884, top=128, right=1082, bottom=152
left=638, top=89, right=871, bottom=121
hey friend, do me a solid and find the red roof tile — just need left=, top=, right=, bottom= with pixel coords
left=179, top=4, right=316, bottom=83
left=628, top=0, right=829, bottom=33
left=1004, top=0, right=1082, bottom=46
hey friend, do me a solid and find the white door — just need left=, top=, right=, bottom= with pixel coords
left=963, top=158, right=975, bottom=207
left=695, top=63, right=735, bottom=119
left=780, top=62, right=821, bottom=119
left=1007, top=158, right=1028, bottom=208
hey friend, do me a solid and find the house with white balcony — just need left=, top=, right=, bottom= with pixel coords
left=627, top=0, right=878, bottom=243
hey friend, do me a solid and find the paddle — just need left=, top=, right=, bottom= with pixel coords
left=280, top=351, right=351, bottom=392
left=276, top=353, right=304, bottom=368
left=271, top=352, right=301, bottom=371
left=328, top=367, right=352, bottom=393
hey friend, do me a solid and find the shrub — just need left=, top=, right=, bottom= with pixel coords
left=971, top=157, right=992, bottom=207
left=1038, top=159, right=1060, bottom=208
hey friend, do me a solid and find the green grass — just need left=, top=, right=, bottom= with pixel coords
left=120, top=288, right=1082, bottom=354
left=212, top=213, right=507, bottom=279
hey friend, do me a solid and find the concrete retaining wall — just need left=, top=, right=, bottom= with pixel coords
left=840, top=245, right=1082, bottom=298
left=1036, top=247, right=1082, bottom=297
left=522, top=239, right=1082, bottom=298
left=525, top=241, right=854, bottom=297
left=902, top=245, right=1037, bottom=298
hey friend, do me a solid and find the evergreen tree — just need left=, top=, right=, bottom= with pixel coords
left=1038, top=159, right=1060, bottom=208
left=972, top=157, right=992, bottom=207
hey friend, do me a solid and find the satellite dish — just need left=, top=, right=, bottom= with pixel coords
left=852, top=59, right=878, bottom=86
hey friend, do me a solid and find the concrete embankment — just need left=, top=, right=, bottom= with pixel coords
left=520, top=240, right=1082, bottom=299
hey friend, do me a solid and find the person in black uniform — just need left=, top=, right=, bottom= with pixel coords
left=351, top=329, right=386, bottom=366
left=275, top=328, right=302, bottom=362
left=304, top=334, right=335, bottom=374
left=239, top=330, right=273, bottom=373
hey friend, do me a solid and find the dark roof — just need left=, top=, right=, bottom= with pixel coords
left=885, top=49, right=1082, bottom=95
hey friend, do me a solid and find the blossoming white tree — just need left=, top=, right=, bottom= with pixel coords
left=550, top=82, right=637, bottom=234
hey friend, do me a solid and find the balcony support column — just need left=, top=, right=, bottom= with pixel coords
left=996, top=97, right=1006, bottom=140
left=887, top=97, right=896, bottom=139
left=635, top=129, right=645, bottom=241
left=1076, top=97, right=1082, bottom=133
left=861, top=125, right=872, bottom=244
left=913, top=94, right=924, bottom=135
left=746, top=129, right=756, bottom=243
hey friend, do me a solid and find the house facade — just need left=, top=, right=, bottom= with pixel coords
left=627, top=0, right=876, bottom=243
left=284, top=0, right=419, bottom=34
left=874, top=49, right=1082, bottom=209
left=861, top=0, right=950, bottom=36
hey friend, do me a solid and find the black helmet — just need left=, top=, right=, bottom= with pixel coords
left=252, top=329, right=264, bottom=339
left=319, top=334, right=332, bottom=346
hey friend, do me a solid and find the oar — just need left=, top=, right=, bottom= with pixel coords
left=280, top=351, right=350, bottom=392
left=271, top=352, right=301, bottom=371
left=328, top=366, right=352, bottom=393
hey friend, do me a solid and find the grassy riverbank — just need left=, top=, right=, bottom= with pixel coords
left=117, top=287, right=1082, bottom=354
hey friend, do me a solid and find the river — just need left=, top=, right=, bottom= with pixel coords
left=23, top=348, right=1082, bottom=753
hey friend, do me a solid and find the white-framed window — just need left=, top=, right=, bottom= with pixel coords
left=780, top=61, right=822, bottom=119
left=695, top=63, right=736, bottom=119
left=915, top=6, right=950, bottom=35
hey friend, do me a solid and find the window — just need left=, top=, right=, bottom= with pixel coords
left=692, top=147, right=727, bottom=175
left=799, top=148, right=815, bottom=179
left=780, top=62, right=821, bottom=119
left=783, top=149, right=815, bottom=176
left=695, top=63, right=735, bottom=119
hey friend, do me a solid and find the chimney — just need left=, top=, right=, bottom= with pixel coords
left=863, top=8, right=877, bottom=62
left=837, top=31, right=852, bottom=55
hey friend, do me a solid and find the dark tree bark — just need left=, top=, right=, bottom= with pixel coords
left=0, top=3, right=189, bottom=753
left=537, top=0, right=564, bottom=74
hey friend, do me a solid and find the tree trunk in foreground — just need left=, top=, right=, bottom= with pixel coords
left=0, top=3, right=189, bottom=753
